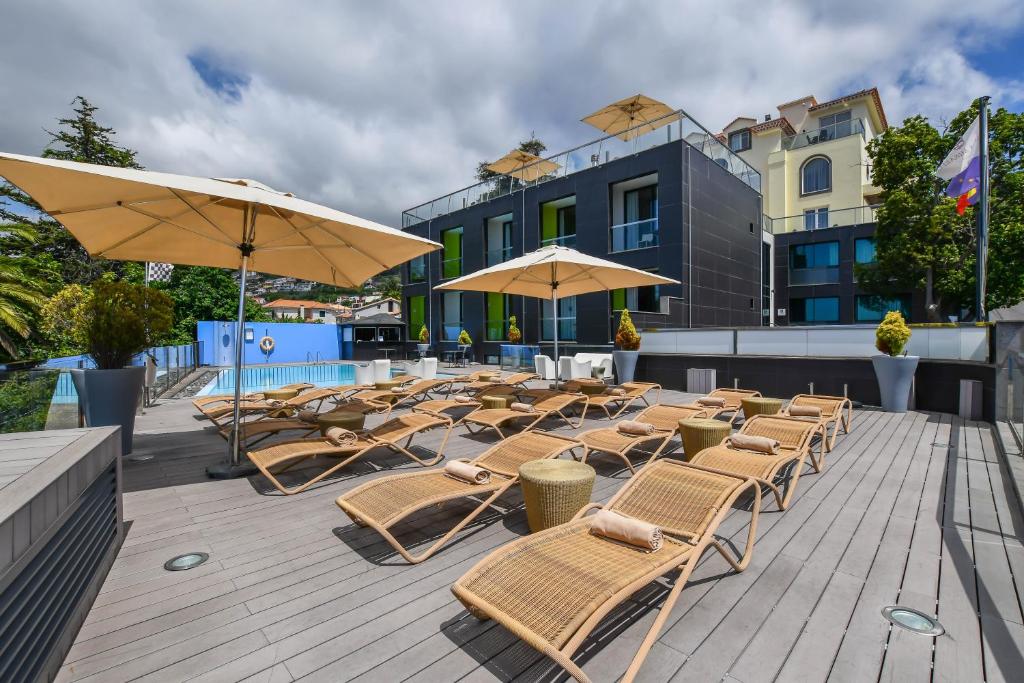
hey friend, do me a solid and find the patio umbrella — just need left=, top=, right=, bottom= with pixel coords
left=581, top=94, right=675, bottom=141
left=0, top=151, right=440, bottom=476
left=485, top=150, right=560, bottom=182
left=434, top=245, right=678, bottom=386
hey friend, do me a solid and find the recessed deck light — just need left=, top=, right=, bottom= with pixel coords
left=882, top=606, right=944, bottom=636
left=164, top=552, right=209, bottom=571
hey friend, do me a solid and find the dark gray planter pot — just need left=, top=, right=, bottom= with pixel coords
left=71, top=367, right=145, bottom=454
left=613, top=350, right=639, bottom=384
left=871, top=355, right=919, bottom=413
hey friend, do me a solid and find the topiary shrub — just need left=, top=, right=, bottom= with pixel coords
left=80, top=281, right=173, bottom=369
left=418, top=324, right=429, bottom=343
left=875, top=310, right=911, bottom=357
left=458, top=329, right=473, bottom=345
left=615, top=309, right=641, bottom=351
left=507, top=315, right=522, bottom=343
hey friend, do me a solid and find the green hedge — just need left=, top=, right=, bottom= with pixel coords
left=0, top=372, right=59, bottom=433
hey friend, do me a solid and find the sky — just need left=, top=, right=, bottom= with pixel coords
left=1, top=0, right=1022, bottom=227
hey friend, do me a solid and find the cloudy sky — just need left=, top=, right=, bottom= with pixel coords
left=2, top=0, right=1022, bottom=225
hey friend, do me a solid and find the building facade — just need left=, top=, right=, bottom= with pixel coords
left=263, top=299, right=352, bottom=324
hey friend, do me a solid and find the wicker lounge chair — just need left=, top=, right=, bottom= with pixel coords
left=688, top=414, right=824, bottom=510
left=451, top=459, right=761, bottom=682
left=694, top=387, right=761, bottom=424
left=246, top=412, right=454, bottom=495
left=336, top=432, right=582, bottom=563
left=339, top=378, right=451, bottom=408
left=782, top=394, right=852, bottom=451
left=461, top=391, right=589, bottom=438
left=191, top=382, right=314, bottom=411
left=199, top=387, right=342, bottom=427
left=411, top=398, right=482, bottom=424
left=453, top=371, right=540, bottom=394
left=219, top=401, right=392, bottom=447
left=585, top=381, right=662, bottom=419
left=578, top=403, right=716, bottom=473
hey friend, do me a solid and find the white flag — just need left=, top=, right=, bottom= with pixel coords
left=146, top=262, right=174, bottom=283
left=936, top=115, right=980, bottom=181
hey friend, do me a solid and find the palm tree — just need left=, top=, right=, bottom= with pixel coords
left=0, top=256, right=46, bottom=357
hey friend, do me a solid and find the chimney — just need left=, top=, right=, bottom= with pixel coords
left=764, top=114, right=771, bottom=121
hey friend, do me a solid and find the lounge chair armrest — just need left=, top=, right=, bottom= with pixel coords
left=570, top=502, right=605, bottom=522
left=666, top=459, right=762, bottom=487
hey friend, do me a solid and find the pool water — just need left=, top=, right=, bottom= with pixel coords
left=197, top=363, right=359, bottom=396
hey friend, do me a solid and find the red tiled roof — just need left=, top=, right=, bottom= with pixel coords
left=749, top=117, right=796, bottom=136
left=264, top=299, right=350, bottom=312
left=807, top=87, right=888, bottom=129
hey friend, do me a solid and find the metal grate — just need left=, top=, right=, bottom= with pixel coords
left=0, top=464, right=117, bottom=682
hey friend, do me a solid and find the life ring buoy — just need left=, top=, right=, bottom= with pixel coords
left=259, top=336, right=275, bottom=353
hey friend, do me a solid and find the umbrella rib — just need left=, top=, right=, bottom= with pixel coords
left=256, top=217, right=334, bottom=248
left=263, top=205, right=357, bottom=287
left=168, top=189, right=242, bottom=245
left=94, top=199, right=238, bottom=256
left=48, top=194, right=181, bottom=216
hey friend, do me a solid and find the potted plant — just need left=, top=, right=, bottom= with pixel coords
left=457, top=329, right=473, bottom=365
left=70, top=280, right=173, bottom=454
left=507, top=315, right=522, bottom=344
left=417, top=324, right=429, bottom=356
left=871, top=311, right=917, bottom=412
left=613, top=308, right=641, bottom=383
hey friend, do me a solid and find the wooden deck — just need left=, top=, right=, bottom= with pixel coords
left=55, top=385, right=1024, bottom=682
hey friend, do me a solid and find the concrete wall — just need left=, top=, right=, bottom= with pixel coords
left=197, top=320, right=342, bottom=366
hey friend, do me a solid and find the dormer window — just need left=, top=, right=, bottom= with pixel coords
left=728, top=129, right=751, bottom=152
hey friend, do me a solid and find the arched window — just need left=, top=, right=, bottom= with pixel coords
left=801, top=156, right=831, bottom=195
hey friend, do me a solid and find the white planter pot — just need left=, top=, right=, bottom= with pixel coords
left=871, top=355, right=919, bottom=412
left=70, top=367, right=145, bottom=454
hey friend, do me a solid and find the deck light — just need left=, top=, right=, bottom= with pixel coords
left=164, top=552, right=209, bottom=571
left=881, top=606, right=944, bottom=636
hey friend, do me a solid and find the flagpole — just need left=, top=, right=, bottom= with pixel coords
left=976, top=95, right=990, bottom=321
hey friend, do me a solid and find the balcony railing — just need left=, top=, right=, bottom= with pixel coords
left=789, top=267, right=840, bottom=286
left=486, top=246, right=514, bottom=266
left=610, top=218, right=659, bottom=252
left=782, top=118, right=866, bottom=150
left=765, top=205, right=879, bottom=234
left=541, top=234, right=577, bottom=248
left=403, top=109, right=761, bottom=227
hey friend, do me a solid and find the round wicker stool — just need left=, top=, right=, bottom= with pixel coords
left=741, top=397, right=784, bottom=419
left=518, top=460, right=595, bottom=532
left=576, top=382, right=608, bottom=396
left=480, top=395, right=512, bottom=410
left=679, top=418, right=732, bottom=461
left=375, top=379, right=403, bottom=391
left=262, top=388, right=299, bottom=401
left=317, top=410, right=366, bottom=436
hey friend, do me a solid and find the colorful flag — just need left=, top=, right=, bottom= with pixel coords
left=936, top=115, right=982, bottom=215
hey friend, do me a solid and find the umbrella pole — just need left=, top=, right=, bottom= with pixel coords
left=552, top=290, right=559, bottom=391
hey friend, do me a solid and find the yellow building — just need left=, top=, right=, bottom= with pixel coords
left=720, top=88, right=888, bottom=232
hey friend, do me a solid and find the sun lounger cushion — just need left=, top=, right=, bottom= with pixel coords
left=698, top=396, right=726, bottom=407
left=789, top=405, right=822, bottom=417
left=444, top=461, right=491, bottom=484
left=617, top=420, right=655, bottom=436
left=510, top=402, right=535, bottom=413
left=325, top=427, right=358, bottom=446
left=726, top=433, right=779, bottom=454
left=589, top=509, right=663, bottom=551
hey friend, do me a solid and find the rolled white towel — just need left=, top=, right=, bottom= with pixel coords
left=608, top=388, right=627, bottom=397
left=697, top=396, right=726, bottom=407
left=590, top=509, right=662, bottom=551
left=325, top=427, right=358, bottom=447
left=444, top=461, right=491, bottom=484
left=298, top=409, right=319, bottom=423
left=789, top=404, right=822, bottom=418
left=454, top=395, right=474, bottom=404
left=509, top=402, right=535, bottom=413
left=726, top=433, right=780, bottom=454
left=391, top=386, right=406, bottom=394
left=617, top=420, right=655, bottom=436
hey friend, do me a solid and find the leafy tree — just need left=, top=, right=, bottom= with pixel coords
left=860, top=103, right=1024, bottom=318
left=376, top=274, right=403, bottom=301
left=79, top=281, right=173, bottom=369
left=476, top=134, right=547, bottom=182
left=38, top=284, right=93, bottom=357
left=0, top=254, right=47, bottom=358
left=155, top=266, right=270, bottom=343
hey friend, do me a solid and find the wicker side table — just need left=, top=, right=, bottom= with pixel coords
left=263, top=388, right=299, bottom=401
left=375, top=379, right=403, bottom=391
left=519, top=460, right=595, bottom=532
left=480, top=395, right=512, bottom=410
left=741, top=397, right=784, bottom=419
left=679, top=418, right=732, bottom=461
left=317, top=410, right=366, bottom=436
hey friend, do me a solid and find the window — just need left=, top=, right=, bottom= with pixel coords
left=440, top=226, right=463, bottom=279
left=854, top=237, right=876, bottom=264
left=818, top=110, right=852, bottom=140
left=855, top=295, right=911, bottom=322
left=407, top=294, right=425, bottom=339
left=612, top=184, right=659, bottom=252
left=541, top=296, right=576, bottom=341
left=409, top=254, right=426, bottom=282
left=801, top=156, right=831, bottom=195
left=728, top=129, right=751, bottom=152
left=354, top=327, right=376, bottom=342
left=485, top=293, right=509, bottom=341
left=790, top=297, right=839, bottom=324
left=379, top=327, right=400, bottom=342
left=803, top=208, right=829, bottom=230
left=441, top=292, right=463, bottom=341
left=790, top=241, right=839, bottom=285
left=486, top=217, right=513, bottom=266
left=541, top=199, right=576, bottom=247
left=318, top=310, right=325, bottom=318
left=611, top=285, right=661, bottom=312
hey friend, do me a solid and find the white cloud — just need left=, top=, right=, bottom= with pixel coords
left=1, top=0, right=1021, bottom=225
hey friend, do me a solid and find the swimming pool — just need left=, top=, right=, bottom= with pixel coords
left=196, top=363, right=360, bottom=396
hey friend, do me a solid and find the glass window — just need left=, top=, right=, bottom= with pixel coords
left=855, top=295, right=910, bottom=322
left=803, top=208, right=829, bottom=230
left=801, top=156, right=831, bottom=194
left=441, top=226, right=463, bottom=279
left=818, top=110, right=852, bottom=139
left=790, top=242, right=839, bottom=269
left=855, top=237, right=876, bottom=264
left=613, top=184, right=659, bottom=252
left=485, top=293, right=508, bottom=341
left=442, top=292, right=462, bottom=341
left=407, top=294, right=425, bottom=338
left=409, top=254, right=426, bottom=282
left=611, top=285, right=660, bottom=312
left=729, top=130, right=751, bottom=152
left=354, top=327, right=376, bottom=342
left=541, top=296, right=576, bottom=341
left=790, top=297, right=839, bottom=324
left=541, top=199, right=576, bottom=247
left=379, top=327, right=400, bottom=342
left=486, top=218, right=514, bottom=266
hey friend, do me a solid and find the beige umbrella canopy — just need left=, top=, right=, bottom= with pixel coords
left=0, top=151, right=440, bottom=475
left=485, top=150, right=560, bottom=182
left=436, top=245, right=678, bottom=381
left=582, top=94, right=676, bottom=141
